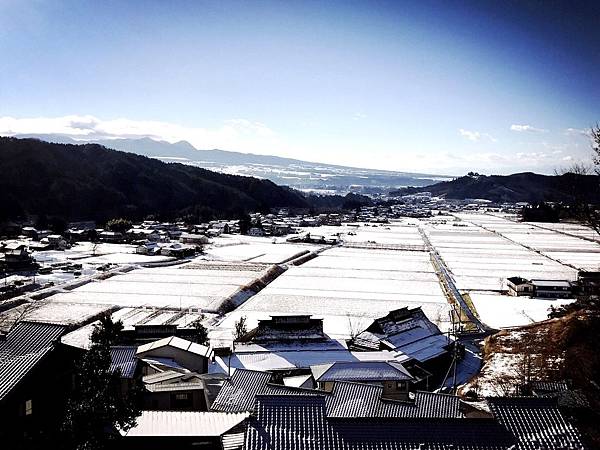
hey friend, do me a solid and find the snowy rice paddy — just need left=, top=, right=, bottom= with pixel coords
left=44, top=260, right=278, bottom=314
left=425, top=218, right=577, bottom=291
left=212, top=236, right=453, bottom=343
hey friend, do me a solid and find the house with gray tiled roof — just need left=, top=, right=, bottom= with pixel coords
left=211, top=368, right=461, bottom=419
left=488, top=397, right=587, bottom=450
left=0, top=321, right=77, bottom=444
left=311, top=360, right=418, bottom=400
left=245, top=395, right=514, bottom=450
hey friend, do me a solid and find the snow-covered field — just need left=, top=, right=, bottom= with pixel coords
left=60, top=306, right=214, bottom=349
left=5, top=214, right=598, bottom=353
left=456, top=213, right=600, bottom=271
left=34, top=260, right=279, bottom=324
left=425, top=219, right=578, bottom=291
left=210, top=244, right=452, bottom=344
left=468, top=292, right=573, bottom=329
left=205, top=238, right=313, bottom=264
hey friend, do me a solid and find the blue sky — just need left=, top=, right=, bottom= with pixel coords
left=0, top=0, right=598, bottom=175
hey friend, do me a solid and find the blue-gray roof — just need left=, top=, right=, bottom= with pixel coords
left=110, top=346, right=138, bottom=379
left=245, top=395, right=514, bottom=450
left=0, top=322, right=66, bottom=400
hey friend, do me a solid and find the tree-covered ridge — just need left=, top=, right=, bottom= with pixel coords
left=0, top=137, right=309, bottom=222
left=391, top=172, right=600, bottom=204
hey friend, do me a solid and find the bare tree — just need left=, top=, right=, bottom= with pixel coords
left=0, top=300, right=42, bottom=334
left=593, top=124, right=600, bottom=173
left=554, top=124, right=600, bottom=235
left=233, top=315, right=248, bottom=341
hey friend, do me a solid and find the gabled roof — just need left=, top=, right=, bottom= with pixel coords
left=488, top=397, right=586, bottom=450
left=365, top=307, right=435, bottom=335
left=326, top=381, right=461, bottom=419
left=136, top=336, right=210, bottom=357
left=0, top=322, right=66, bottom=401
left=110, top=346, right=138, bottom=379
left=311, top=361, right=413, bottom=382
left=211, top=369, right=318, bottom=413
left=121, top=410, right=249, bottom=437
left=246, top=395, right=513, bottom=450
left=352, top=308, right=449, bottom=363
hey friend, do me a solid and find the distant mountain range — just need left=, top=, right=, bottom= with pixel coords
left=13, top=134, right=450, bottom=193
left=391, top=172, right=600, bottom=204
left=0, top=137, right=310, bottom=223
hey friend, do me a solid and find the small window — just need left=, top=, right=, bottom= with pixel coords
left=396, top=381, right=407, bottom=390
left=175, top=393, right=189, bottom=401
left=25, top=399, right=32, bottom=416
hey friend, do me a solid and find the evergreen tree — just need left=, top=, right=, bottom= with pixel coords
left=191, top=315, right=209, bottom=345
left=62, top=314, right=140, bottom=450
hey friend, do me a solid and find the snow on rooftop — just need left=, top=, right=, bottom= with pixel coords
left=121, top=411, right=249, bottom=437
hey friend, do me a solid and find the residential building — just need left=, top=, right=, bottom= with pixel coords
left=350, top=307, right=452, bottom=375
left=506, top=277, right=533, bottom=296
left=118, top=410, right=248, bottom=450
left=530, top=279, right=573, bottom=298
left=0, top=322, right=76, bottom=445
left=310, top=360, right=417, bottom=400
left=136, top=336, right=211, bottom=374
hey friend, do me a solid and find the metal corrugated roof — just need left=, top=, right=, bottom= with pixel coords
left=121, top=410, right=249, bottom=437
left=0, top=322, right=66, bottom=400
left=222, top=431, right=245, bottom=450
left=110, top=346, right=138, bottom=379
left=393, top=334, right=450, bottom=362
left=383, top=326, right=433, bottom=348
left=312, top=361, right=413, bottom=382
left=488, top=397, right=586, bottom=450
left=245, top=395, right=513, bottom=450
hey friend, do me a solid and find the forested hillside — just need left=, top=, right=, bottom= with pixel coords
left=0, top=137, right=308, bottom=222
left=391, top=172, right=600, bottom=203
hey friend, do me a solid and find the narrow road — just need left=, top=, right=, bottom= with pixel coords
left=419, top=226, right=490, bottom=333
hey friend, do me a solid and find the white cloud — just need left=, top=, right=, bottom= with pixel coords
left=459, top=129, right=480, bottom=141
left=352, top=112, right=367, bottom=121
left=565, top=127, right=592, bottom=137
left=458, top=129, right=497, bottom=142
left=0, top=115, right=281, bottom=154
left=510, top=124, right=547, bottom=133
